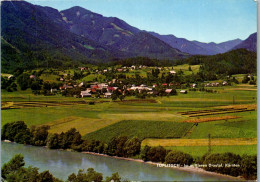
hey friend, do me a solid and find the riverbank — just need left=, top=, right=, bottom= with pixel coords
left=1, top=140, right=246, bottom=181
left=81, top=151, right=245, bottom=181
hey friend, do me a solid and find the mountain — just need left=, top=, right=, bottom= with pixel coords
left=1, top=0, right=253, bottom=73
left=149, top=32, right=242, bottom=55
left=149, top=32, right=212, bottom=55
left=192, top=39, right=242, bottom=55
left=1, top=1, right=120, bottom=64
left=217, top=39, right=243, bottom=52
left=123, top=32, right=186, bottom=59
left=1, top=0, right=187, bottom=69
left=60, top=6, right=187, bottom=59
left=231, top=32, right=257, bottom=52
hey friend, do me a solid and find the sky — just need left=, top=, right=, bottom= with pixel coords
left=26, top=0, right=257, bottom=43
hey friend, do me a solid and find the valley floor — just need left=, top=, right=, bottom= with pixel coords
left=1, top=84, right=257, bottom=157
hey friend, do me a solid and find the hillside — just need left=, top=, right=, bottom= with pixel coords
left=1, top=0, right=187, bottom=72
left=1, top=0, right=256, bottom=74
left=1, top=1, right=118, bottom=60
left=60, top=6, right=187, bottom=59
left=187, top=49, right=256, bottom=75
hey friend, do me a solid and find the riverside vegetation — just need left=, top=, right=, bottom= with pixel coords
left=1, top=121, right=257, bottom=180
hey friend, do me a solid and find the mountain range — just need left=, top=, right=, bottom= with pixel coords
left=1, top=0, right=257, bottom=68
left=149, top=32, right=244, bottom=55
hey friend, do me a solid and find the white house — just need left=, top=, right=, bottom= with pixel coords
left=78, top=82, right=84, bottom=87
left=8, top=75, right=14, bottom=80
left=104, top=92, right=112, bottom=98
left=81, top=91, right=91, bottom=97
left=50, top=88, right=58, bottom=93
left=165, top=89, right=172, bottom=94
left=180, top=90, right=187, bottom=94
left=192, top=83, right=197, bottom=88
left=170, top=70, right=176, bottom=74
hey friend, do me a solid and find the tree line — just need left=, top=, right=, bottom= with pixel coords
left=1, top=121, right=257, bottom=180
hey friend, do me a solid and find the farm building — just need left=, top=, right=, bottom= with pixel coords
left=162, top=83, right=168, bottom=86
left=192, top=83, right=197, bottom=88
left=107, top=87, right=115, bottom=92
left=91, top=85, right=99, bottom=89
left=50, top=88, right=58, bottom=93
left=81, top=91, right=91, bottom=97
left=117, top=68, right=123, bottom=72
left=165, top=89, right=172, bottom=94
left=180, top=90, right=187, bottom=94
left=170, top=70, right=176, bottom=74
left=8, top=75, right=14, bottom=80
left=104, top=92, right=112, bottom=98
left=78, top=82, right=84, bottom=87
left=30, top=75, right=36, bottom=79
left=78, top=67, right=87, bottom=71
left=64, top=85, right=73, bottom=89
left=98, top=83, right=108, bottom=89
left=222, top=81, right=228, bottom=86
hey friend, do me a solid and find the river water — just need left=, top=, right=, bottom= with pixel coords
left=1, top=142, right=239, bottom=181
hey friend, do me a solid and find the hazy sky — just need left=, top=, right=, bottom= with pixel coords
left=26, top=0, right=257, bottom=43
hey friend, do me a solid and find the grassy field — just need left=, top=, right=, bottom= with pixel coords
left=39, top=74, right=59, bottom=82
left=167, top=64, right=200, bottom=75
left=81, top=74, right=106, bottom=82
left=142, top=138, right=257, bottom=147
left=1, top=83, right=257, bottom=156
left=163, top=145, right=257, bottom=158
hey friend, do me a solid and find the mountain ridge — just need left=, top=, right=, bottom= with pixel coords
left=231, top=32, right=257, bottom=52
left=1, top=0, right=256, bottom=73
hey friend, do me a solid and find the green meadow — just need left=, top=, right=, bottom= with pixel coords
left=164, top=145, right=257, bottom=158
left=1, top=83, right=257, bottom=156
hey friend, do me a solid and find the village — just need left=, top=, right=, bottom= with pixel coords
left=46, top=65, right=234, bottom=99
left=3, top=63, right=253, bottom=101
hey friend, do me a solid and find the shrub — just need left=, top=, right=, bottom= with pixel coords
left=165, top=150, right=193, bottom=166
left=146, top=146, right=166, bottom=163
left=202, top=153, right=242, bottom=177
left=240, top=154, right=257, bottom=180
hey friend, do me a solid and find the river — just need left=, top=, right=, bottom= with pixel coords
left=1, top=142, right=240, bottom=181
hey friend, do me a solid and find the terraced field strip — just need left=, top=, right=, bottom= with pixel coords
left=189, top=109, right=255, bottom=117
left=142, top=138, right=257, bottom=147
left=178, top=107, right=255, bottom=117
left=182, top=116, right=241, bottom=123
left=216, top=104, right=256, bottom=109
left=9, top=101, right=90, bottom=108
left=179, top=108, right=246, bottom=115
left=119, top=99, right=157, bottom=104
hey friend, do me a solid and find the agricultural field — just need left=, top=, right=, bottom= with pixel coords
left=84, top=120, right=194, bottom=142
left=163, top=145, right=257, bottom=158
left=1, top=72, right=257, bottom=157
